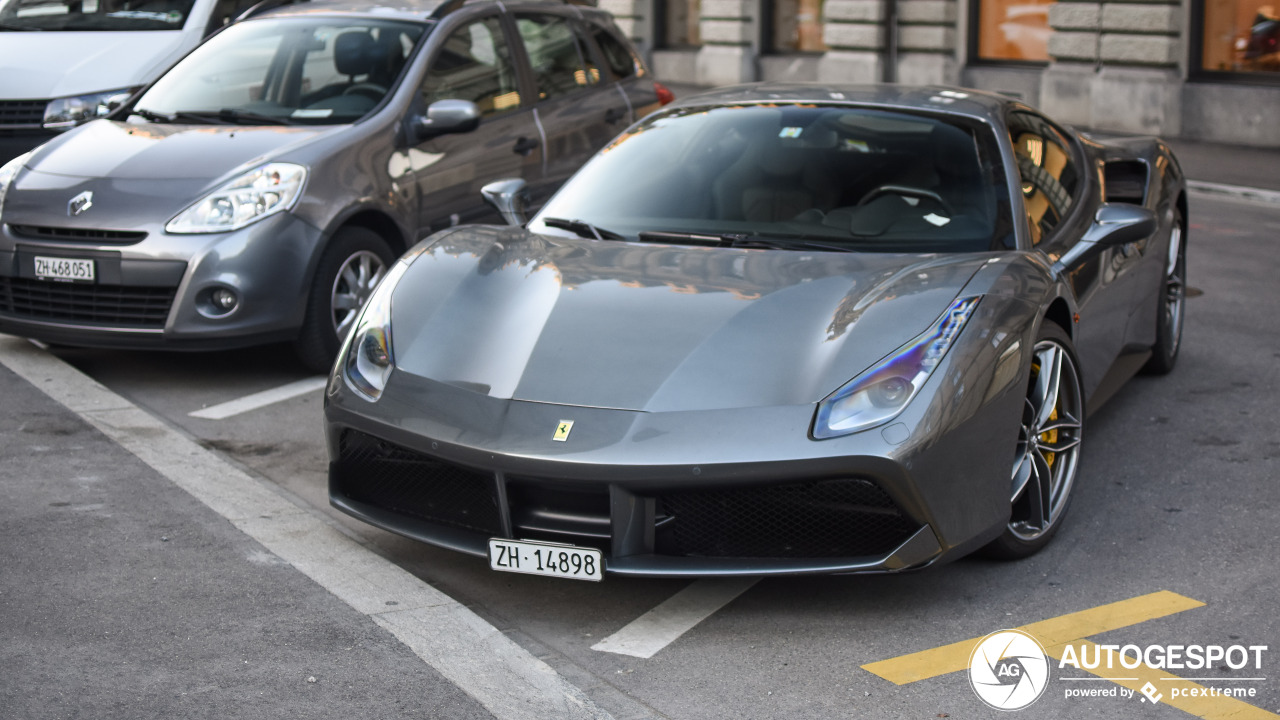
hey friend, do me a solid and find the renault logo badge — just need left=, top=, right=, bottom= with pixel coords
left=552, top=420, right=574, bottom=442
left=68, top=191, right=93, bottom=217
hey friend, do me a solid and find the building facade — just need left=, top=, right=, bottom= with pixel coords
left=603, top=0, right=1280, bottom=147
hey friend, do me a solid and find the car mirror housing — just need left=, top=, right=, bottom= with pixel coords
left=414, top=99, right=481, bottom=141
left=481, top=178, right=531, bottom=226
left=1085, top=203, right=1158, bottom=246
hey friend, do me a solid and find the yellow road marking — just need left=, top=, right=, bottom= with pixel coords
left=862, top=590, right=1204, bottom=684
left=1047, top=640, right=1279, bottom=720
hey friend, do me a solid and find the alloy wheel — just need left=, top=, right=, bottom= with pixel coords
left=330, top=250, right=387, bottom=339
left=1009, top=337, right=1083, bottom=541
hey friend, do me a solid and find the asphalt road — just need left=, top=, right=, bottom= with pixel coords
left=3, top=191, right=1277, bottom=719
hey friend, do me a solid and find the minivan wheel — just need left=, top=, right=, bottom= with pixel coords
left=295, top=226, right=394, bottom=373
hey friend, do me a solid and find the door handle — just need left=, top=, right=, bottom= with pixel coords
left=605, top=107, right=626, bottom=124
left=513, top=136, right=540, bottom=156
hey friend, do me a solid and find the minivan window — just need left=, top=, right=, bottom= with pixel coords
left=0, top=0, right=195, bottom=31
left=132, top=18, right=425, bottom=125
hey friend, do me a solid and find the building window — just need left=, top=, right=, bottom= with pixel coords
left=771, top=0, right=826, bottom=52
left=1202, top=0, right=1280, bottom=73
left=975, top=0, right=1052, bottom=61
left=664, top=0, right=701, bottom=47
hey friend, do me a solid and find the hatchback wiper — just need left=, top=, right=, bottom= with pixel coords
left=131, top=108, right=172, bottom=123
left=168, top=109, right=292, bottom=126
left=541, top=217, right=624, bottom=240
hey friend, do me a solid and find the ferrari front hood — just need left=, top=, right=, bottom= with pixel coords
left=390, top=228, right=991, bottom=413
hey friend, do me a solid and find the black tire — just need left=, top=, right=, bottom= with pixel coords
left=1141, top=209, right=1186, bottom=375
left=294, top=226, right=394, bottom=374
left=981, top=322, right=1084, bottom=560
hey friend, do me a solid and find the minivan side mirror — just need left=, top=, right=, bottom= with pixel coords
left=481, top=178, right=531, bottom=226
left=413, top=99, right=481, bottom=142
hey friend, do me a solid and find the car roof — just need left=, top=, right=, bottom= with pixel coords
left=667, top=83, right=1016, bottom=123
left=257, top=0, right=599, bottom=24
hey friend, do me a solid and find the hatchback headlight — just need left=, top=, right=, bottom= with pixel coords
left=166, top=163, right=307, bottom=234
left=341, top=250, right=419, bottom=401
left=813, top=296, right=980, bottom=439
left=43, top=88, right=137, bottom=129
left=0, top=151, right=32, bottom=216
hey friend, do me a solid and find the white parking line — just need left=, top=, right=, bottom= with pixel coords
left=0, top=336, right=613, bottom=720
left=591, top=578, right=759, bottom=659
left=188, top=376, right=328, bottom=419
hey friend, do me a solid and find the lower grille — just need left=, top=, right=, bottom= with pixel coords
left=334, top=430, right=503, bottom=536
left=0, top=99, right=46, bottom=128
left=0, top=277, right=175, bottom=328
left=657, top=479, right=919, bottom=559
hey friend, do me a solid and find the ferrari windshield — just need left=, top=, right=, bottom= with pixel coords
left=0, top=0, right=193, bottom=30
left=531, top=104, right=1014, bottom=253
left=131, top=17, right=426, bottom=125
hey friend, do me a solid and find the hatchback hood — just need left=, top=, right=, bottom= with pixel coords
left=0, top=31, right=189, bottom=99
left=5, top=120, right=332, bottom=228
left=389, top=228, right=992, bottom=413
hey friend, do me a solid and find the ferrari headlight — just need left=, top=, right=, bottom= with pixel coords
left=166, top=163, right=306, bottom=234
left=813, top=296, right=980, bottom=439
left=0, top=151, right=32, bottom=216
left=341, top=252, right=416, bottom=401
left=43, top=88, right=137, bottom=129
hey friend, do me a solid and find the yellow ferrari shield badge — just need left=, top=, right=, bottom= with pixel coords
left=552, top=420, right=574, bottom=442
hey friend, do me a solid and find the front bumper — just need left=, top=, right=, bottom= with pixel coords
left=325, top=354, right=1025, bottom=578
left=0, top=212, right=323, bottom=350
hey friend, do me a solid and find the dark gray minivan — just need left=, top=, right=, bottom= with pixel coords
left=0, top=0, right=670, bottom=369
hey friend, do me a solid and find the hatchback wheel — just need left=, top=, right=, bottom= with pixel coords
left=295, top=227, right=394, bottom=373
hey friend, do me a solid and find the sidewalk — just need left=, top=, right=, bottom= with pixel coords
left=662, top=82, right=1280, bottom=194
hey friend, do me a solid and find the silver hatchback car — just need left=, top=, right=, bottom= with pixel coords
left=0, top=0, right=669, bottom=369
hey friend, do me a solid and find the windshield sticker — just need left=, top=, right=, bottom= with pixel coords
left=779, top=126, right=803, bottom=139
left=292, top=108, right=334, bottom=118
left=924, top=213, right=951, bottom=227
left=106, top=10, right=183, bottom=22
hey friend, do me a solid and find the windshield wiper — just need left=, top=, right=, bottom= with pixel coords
left=637, top=230, right=855, bottom=253
left=541, top=217, right=624, bottom=240
left=167, top=109, right=292, bottom=126
left=131, top=108, right=172, bottom=123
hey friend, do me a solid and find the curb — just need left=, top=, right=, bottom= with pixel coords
left=1186, top=180, right=1280, bottom=206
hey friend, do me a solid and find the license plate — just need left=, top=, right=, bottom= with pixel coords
left=488, top=538, right=603, bottom=582
left=35, top=256, right=95, bottom=282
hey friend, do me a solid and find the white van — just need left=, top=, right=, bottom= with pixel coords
left=0, top=0, right=263, bottom=160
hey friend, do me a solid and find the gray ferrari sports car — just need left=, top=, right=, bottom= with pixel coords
left=324, top=84, right=1187, bottom=580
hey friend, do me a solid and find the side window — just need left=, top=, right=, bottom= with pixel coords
left=591, top=25, right=639, bottom=80
left=515, top=14, right=598, bottom=100
left=1008, top=111, right=1080, bottom=245
left=422, top=17, right=522, bottom=117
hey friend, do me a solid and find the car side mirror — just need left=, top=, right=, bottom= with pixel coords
left=413, top=99, right=480, bottom=142
left=481, top=178, right=530, bottom=226
left=1057, top=203, right=1157, bottom=271
left=1083, top=203, right=1157, bottom=246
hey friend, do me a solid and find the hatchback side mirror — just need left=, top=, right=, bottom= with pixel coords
left=481, top=178, right=531, bottom=226
left=413, top=99, right=480, bottom=141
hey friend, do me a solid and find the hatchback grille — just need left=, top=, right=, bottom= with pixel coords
left=334, top=430, right=503, bottom=536
left=657, top=479, right=919, bottom=559
left=9, top=224, right=148, bottom=244
left=0, top=277, right=175, bottom=328
left=0, top=99, right=46, bottom=128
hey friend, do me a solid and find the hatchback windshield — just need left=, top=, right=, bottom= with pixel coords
left=131, top=17, right=426, bottom=125
left=0, top=0, right=194, bottom=30
left=531, top=104, right=1014, bottom=253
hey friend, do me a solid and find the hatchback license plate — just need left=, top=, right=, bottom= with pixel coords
left=489, top=539, right=603, bottom=582
left=35, top=256, right=95, bottom=282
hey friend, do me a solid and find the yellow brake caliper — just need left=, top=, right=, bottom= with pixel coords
left=1031, top=360, right=1058, bottom=468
